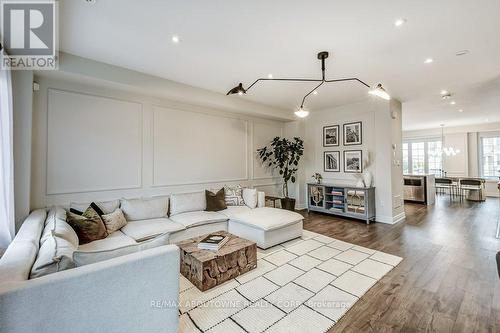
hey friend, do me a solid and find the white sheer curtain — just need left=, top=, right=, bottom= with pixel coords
left=0, top=50, right=15, bottom=250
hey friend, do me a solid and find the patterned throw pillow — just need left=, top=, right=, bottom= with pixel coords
left=224, top=185, right=245, bottom=206
left=67, top=204, right=108, bottom=245
left=101, top=208, right=128, bottom=234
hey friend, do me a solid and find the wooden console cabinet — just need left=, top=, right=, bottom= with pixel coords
left=307, top=183, right=376, bottom=224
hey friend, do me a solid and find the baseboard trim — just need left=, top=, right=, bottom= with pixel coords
left=376, top=212, right=406, bottom=225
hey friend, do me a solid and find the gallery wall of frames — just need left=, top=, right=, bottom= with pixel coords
left=322, top=121, right=363, bottom=173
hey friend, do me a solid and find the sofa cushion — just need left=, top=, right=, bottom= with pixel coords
left=219, top=205, right=252, bottom=219
left=242, top=188, right=258, bottom=209
left=0, top=209, right=46, bottom=282
left=70, top=199, right=120, bottom=215
left=101, top=208, right=128, bottom=234
left=73, top=233, right=169, bottom=266
left=41, top=207, right=78, bottom=246
left=76, top=231, right=136, bottom=252
left=169, top=211, right=228, bottom=228
left=170, top=191, right=206, bottom=216
left=120, top=218, right=185, bottom=242
left=30, top=231, right=78, bottom=279
left=226, top=207, right=303, bottom=231
left=120, top=197, right=169, bottom=221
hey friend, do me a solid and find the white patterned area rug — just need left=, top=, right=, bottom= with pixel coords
left=178, top=230, right=402, bottom=333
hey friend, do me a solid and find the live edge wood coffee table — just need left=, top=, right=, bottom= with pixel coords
left=177, top=231, right=257, bottom=291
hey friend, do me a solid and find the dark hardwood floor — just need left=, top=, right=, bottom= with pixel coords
left=302, top=195, right=500, bottom=332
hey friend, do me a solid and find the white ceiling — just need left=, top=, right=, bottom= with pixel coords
left=59, top=0, right=500, bottom=130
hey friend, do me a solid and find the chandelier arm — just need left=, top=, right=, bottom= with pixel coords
left=246, top=78, right=323, bottom=91
left=325, top=77, right=371, bottom=89
left=300, top=81, right=325, bottom=108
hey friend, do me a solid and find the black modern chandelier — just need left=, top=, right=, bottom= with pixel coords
left=227, top=51, right=390, bottom=118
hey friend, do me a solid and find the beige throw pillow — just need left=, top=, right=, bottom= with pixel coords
left=101, top=208, right=128, bottom=234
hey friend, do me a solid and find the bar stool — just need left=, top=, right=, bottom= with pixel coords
left=435, top=178, right=453, bottom=199
left=459, top=179, right=482, bottom=202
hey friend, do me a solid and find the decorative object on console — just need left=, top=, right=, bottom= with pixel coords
left=312, top=172, right=323, bottom=184
left=224, top=185, right=245, bottom=206
left=324, top=151, right=340, bottom=172
left=101, top=208, right=127, bottom=234
left=205, top=188, right=227, bottom=212
left=323, top=125, right=340, bottom=146
left=344, top=150, right=363, bottom=173
left=66, top=204, right=108, bottom=245
left=257, top=136, right=304, bottom=211
left=226, top=51, right=391, bottom=118
left=343, top=121, right=362, bottom=146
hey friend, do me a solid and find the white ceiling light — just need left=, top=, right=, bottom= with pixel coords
left=267, top=74, right=273, bottom=79
left=456, top=50, right=470, bottom=56
left=394, top=18, right=407, bottom=27
left=458, top=109, right=464, bottom=113
left=440, top=90, right=449, bottom=95
left=294, top=107, right=309, bottom=118
left=424, top=58, right=434, bottom=64
left=227, top=51, right=389, bottom=118
left=368, top=84, right=391, bottom=100
left=450, top=101, right=456, bottom=105
left=171, top=35, right=180, bottom=43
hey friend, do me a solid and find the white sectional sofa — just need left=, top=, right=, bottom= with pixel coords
left=0, top=189, right=303, bottom=332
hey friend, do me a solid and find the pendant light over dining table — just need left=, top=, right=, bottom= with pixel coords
left=226, top=51, right=391, bottom=118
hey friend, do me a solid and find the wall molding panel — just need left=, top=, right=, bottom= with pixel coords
left=32, top=78, right=285, bottom=208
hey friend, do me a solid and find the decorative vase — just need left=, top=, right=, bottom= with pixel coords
left=356, top=178, right=365, bottom=188
left=363, top=171, right=373, bottom=188
left=316, top=178, right=322, bottom=184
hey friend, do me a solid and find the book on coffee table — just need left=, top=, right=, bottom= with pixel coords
left=197, top=234, right=229, bottom=251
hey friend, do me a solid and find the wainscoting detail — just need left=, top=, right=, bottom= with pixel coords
left=32, top=80, right=285, bottom=208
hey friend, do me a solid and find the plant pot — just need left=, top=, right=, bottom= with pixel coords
left=281, top=198, right=296, bottom=211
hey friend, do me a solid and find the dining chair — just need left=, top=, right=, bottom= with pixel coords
left=459, top=179, right=483, bottom=202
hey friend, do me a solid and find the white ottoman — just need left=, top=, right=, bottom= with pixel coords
left=226, top=207, right=303, bottom=249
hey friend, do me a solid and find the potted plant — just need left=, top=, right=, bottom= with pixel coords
left=312, top=173, right=322, bottom=184
left=257, top=137, right=304, bottom=211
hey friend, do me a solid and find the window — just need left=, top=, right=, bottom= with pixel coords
left=402, top=138, right=443, bottom=175
left=480, top=134, right=500, bottom=178
left=427, top=141, right=442, bottom=176
left=402, top=143, right=409, bottom=174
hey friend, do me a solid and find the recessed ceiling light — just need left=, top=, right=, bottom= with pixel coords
left=456, top=50, right=470, bottom=56
left=458, top=109, right=464, bottom=113
left=313, top=90, right=318, bottom=95
left=424, top=58, right=434, bottom=64
left=450, top=101, right=456, bottom=105
left=440, top=90, right=449, bottom=95
left=267, top=74, right=273, bottom=79
left=394, top=18, right=407, bottom=27
left=171, top=35, right=180, bottom=43
left=485, top=118, right=490, bottom=122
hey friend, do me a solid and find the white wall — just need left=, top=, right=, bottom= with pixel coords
left=30, top=75, right=285, bottom=209
left=12, top=71, right=33, bottom=231
left=403, top=122, right=500, bottom=197
left=302, top=98, right=404, bottom=224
